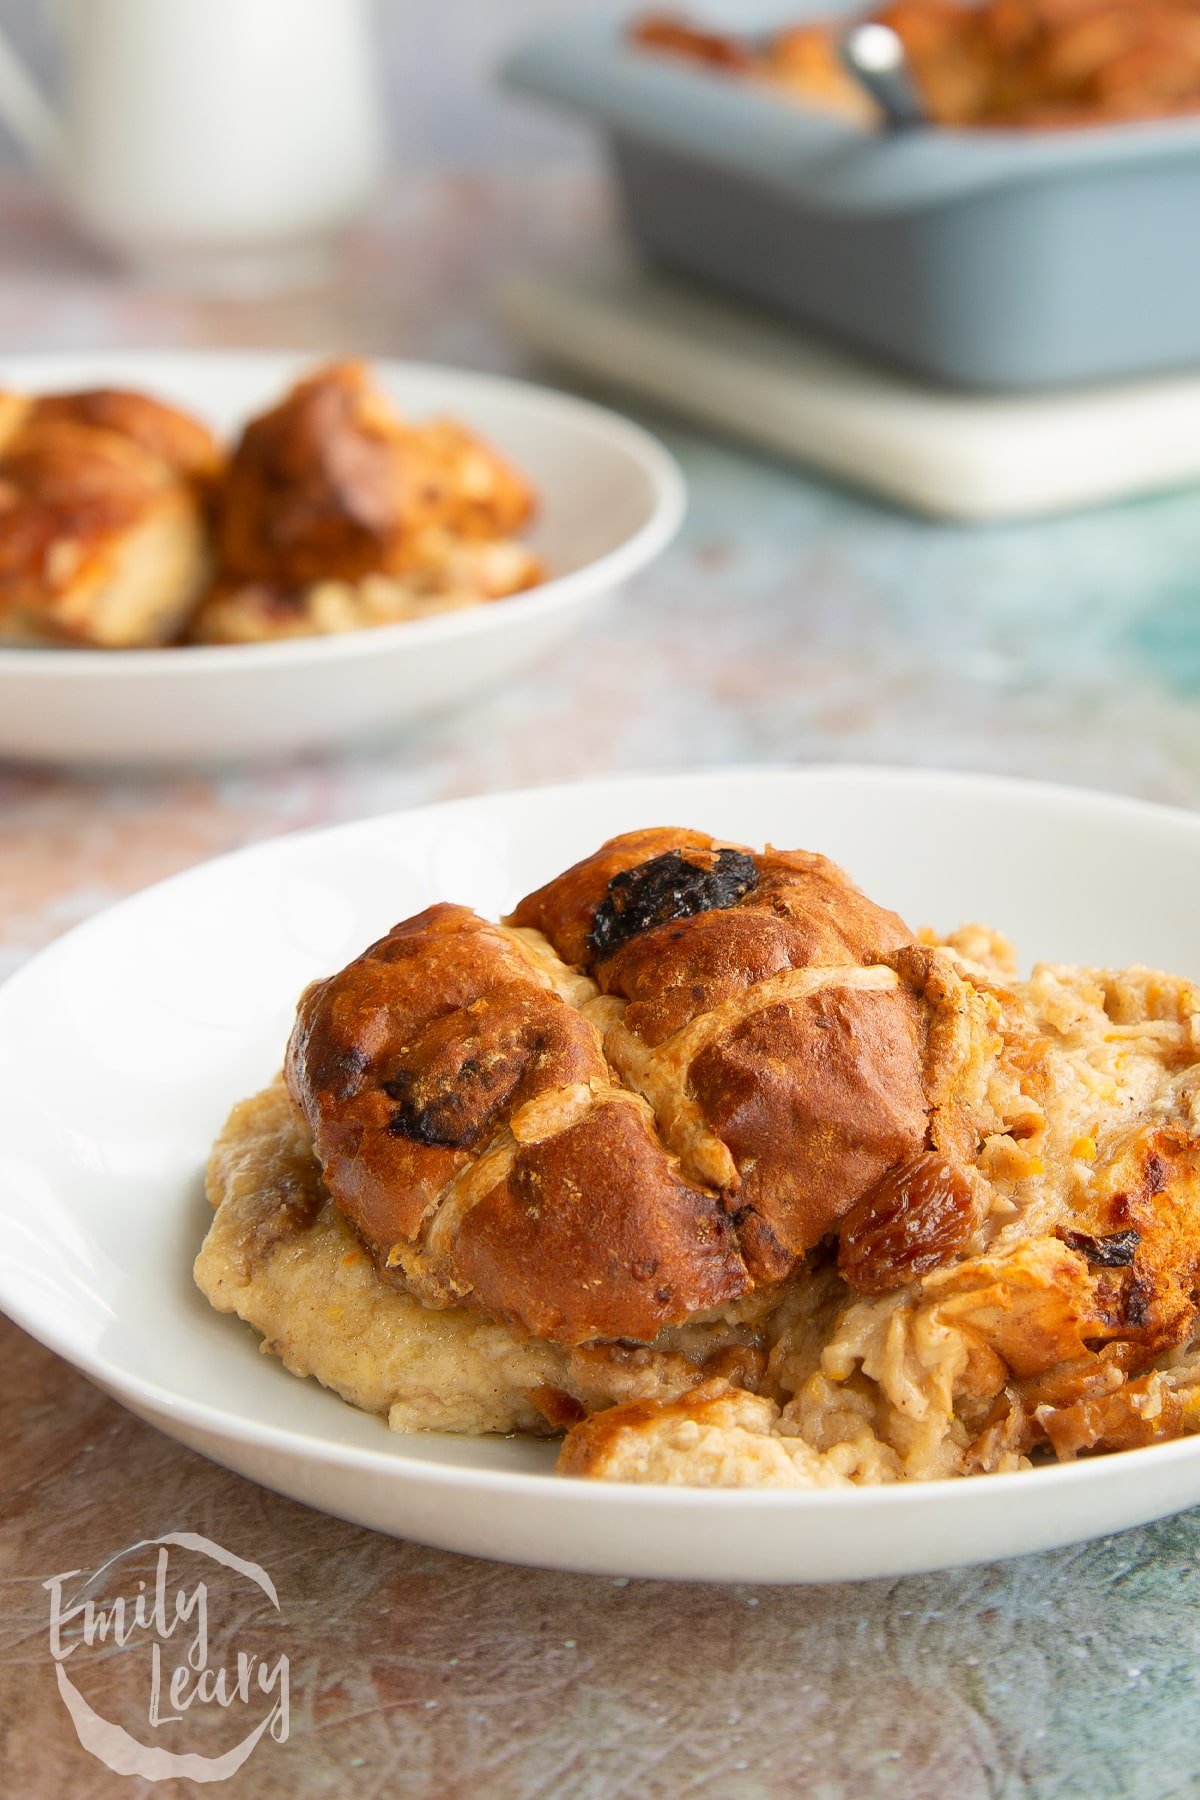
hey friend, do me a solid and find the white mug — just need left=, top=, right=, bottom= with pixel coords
left=0, top=0, right=386, bottom=277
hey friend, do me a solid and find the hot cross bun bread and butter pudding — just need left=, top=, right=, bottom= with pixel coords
left=0, top=360, right=542, bottom=649
left=195, top=828, right=1200, bottom=1487
left=634, top=2, right=1200, bottom=132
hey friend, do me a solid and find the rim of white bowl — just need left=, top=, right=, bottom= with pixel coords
left=5, top=763, right=1200, bottom=1507
left=0, top=353, right=687, bottom=679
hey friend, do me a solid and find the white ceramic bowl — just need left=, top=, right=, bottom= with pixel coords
left=0, top=351, right=685, bottom=766
left=4, top=765, right=1200, bottom=1583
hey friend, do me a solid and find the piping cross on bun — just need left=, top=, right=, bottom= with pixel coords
left=513, top=829, right=929, bottom=1282
left=285, top=899, right=750, bottom=1344
left=286, top=830, right=933, bottom=1345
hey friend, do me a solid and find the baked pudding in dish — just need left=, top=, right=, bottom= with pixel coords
left=0, top=359, right=545, bottom=649
left=633, top=2, right=1200, bottom=131
left=196, top=829, right=1200, bottom=1487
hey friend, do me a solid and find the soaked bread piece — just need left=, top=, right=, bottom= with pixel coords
left=215, top=360, right=536, bottom=588
left=559, top=948, right=1200, bottom=1484
left=558, top=1382, right=852, bottom=1487
left=187, top=536, right=542, bottom=644
left=199, top=360, right=542, bottom=642
left=196, top=1076, right=769, bottom=1432
left=195, top=1077, right=571, bottom=1435
left=0, top=389, right=219, bottom=647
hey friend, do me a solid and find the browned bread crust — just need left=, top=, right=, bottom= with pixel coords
left=0, top=392, right=218, bottom=647
left=630, top=14, right=759, bottom=71
left=216, top=360, right=536, bottom=588
left=27, top=389, right=222, bottom=488
left=285, top=900, right=750, bottom=1344
left=513, top=829, right=927, bottom=1280
left=287, top=831, right=931, bottom=1340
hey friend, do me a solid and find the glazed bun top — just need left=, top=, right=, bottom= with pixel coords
left=216, top=359, right=535, bottom=587
left=286, top=829, right=931, bottom=1344
left=0, top=386, right=219, bottom=647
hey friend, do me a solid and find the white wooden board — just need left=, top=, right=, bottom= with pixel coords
left=504, top=252, right=1200, bottom=520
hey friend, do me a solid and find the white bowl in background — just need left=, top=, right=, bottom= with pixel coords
left=0, top=351, right=685, bottom=766
left=4, top=766, right=1200, bottom=1582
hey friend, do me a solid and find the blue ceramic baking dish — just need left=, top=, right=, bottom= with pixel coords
left=503, top=8, right=1200, bottom=392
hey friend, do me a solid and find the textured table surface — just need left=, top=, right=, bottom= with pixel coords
left=4, top=171, right=1200, bottom=1799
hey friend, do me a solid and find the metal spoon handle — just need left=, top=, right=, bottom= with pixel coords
left=838, top=21, right=927, bottom=130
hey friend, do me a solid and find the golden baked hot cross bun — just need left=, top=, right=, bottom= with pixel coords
left=285, top=901, right=750, bottom=1344
left=287, top=831, right=933, bottom=1346
left=215, top=360, right=537, bottom=588
left=0, top=388, right=220, bottom=648
left=513, top=830, right=929, bottom=1281
left=27, top=389, right=222, bottom=489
